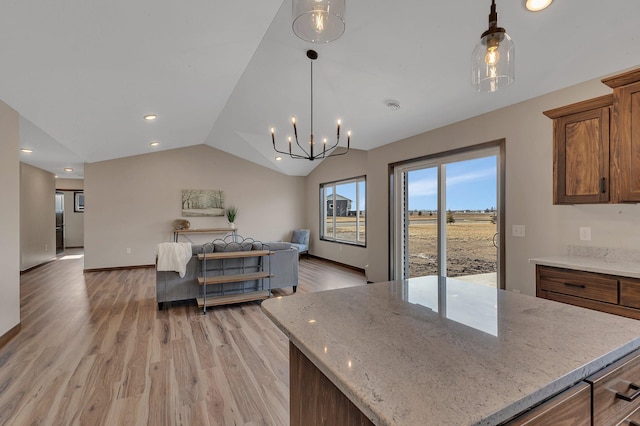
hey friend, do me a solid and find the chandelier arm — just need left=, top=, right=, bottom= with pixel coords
left=293, top=131, right=311, bottom=158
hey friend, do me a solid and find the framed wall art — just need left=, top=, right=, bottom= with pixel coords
left=181, top=189, right=224, bottom=217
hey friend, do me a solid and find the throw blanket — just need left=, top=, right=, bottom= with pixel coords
left=156, top=242, right=192, bottom=278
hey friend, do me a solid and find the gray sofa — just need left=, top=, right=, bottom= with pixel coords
left=156, top=241, right=298, bottom=310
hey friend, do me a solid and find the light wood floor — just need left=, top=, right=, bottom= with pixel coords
left=0, top=252, right=366, bottom=426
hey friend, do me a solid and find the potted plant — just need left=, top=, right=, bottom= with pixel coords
left=225, top=205, right=238, bottom=228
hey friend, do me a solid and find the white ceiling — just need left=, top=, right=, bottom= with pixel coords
left=9, top=0, right=640, bottom=178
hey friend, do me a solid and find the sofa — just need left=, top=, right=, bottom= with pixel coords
left=156, top=240, right=298, bottom=310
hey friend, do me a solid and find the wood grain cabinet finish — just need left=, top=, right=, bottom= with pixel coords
left=544, top=67, right=640, bottom=204
left=586, top=349, right=640, bottom=426
left=289, top=342, right=374, bottom=426
left=536, top=265, right=640, bottom=321
left=604, top=69, right=640, bottom=203
left=504, top=382, right=590, bottom=425
left=544, top=98, right=611, bottom=204
left=621, top=278, right=640, bottom=310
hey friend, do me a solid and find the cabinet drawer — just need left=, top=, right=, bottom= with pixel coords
left=586, top=349, right=640, bottom=425
left=621, top=278, right=640, bottom=310
left=537, top=266, right=618, bottom=304
left=623, top=405, right=640, bottom=424
left=505, top=382, right=590, bottom=425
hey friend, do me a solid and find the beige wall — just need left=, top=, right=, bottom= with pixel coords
left=305, top=75, right=640, bottom=296
left=0, top=102, right=21, bottom=336
left=20, top=162, right=56, bottom=271
left=305, top=149, right=369, bottom=271
left=84, top=145, right=305, bottom=269
left=369, top=77, right=640, bottom=295
left=56, top=178, right=83, bottom=191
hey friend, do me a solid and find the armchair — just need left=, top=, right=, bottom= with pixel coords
left=290, top=229, right=310, bottom=258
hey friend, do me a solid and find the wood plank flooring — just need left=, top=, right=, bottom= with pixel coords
left=0, top=251, right=366, bottom=425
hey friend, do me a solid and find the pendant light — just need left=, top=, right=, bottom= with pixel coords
left=292, top=0, right=346, bottom=43
left=472, top=0, right=515, bottom=92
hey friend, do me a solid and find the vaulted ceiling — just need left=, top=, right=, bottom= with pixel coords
left=9, top=1, right=640, bottom=177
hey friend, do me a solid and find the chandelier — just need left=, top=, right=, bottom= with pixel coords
left=471, top=0, right=515, bottom=92
left=271, top=50, right=350, bottom=161
left=292, top=0, right=346, bottom=43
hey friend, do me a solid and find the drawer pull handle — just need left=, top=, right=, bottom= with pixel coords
left=615, top=383, right=640, bottom=402
left=563, top=283, right=586, bottom=289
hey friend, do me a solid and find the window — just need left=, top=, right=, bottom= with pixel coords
left=320, top=176, right=366, bottom=246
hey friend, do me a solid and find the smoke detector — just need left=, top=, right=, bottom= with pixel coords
left=385, top=100, right=400, bottom=111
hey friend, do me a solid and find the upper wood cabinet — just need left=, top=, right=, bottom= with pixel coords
left=544, top=95, right=612, bottom=204
left=544, top=67, right=640, bottom=204
left=603, top=69, right=640, bottom=203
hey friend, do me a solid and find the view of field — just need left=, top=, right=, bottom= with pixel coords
left=407, top=212, right=497, bottom=278
left=327, top=212, right=497, bottom=278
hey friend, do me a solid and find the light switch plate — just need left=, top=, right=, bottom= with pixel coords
left=512, top=225, right=525, bottom=237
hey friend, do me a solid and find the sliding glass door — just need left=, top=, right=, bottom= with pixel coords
left=392, top=143, right=504, bottom=288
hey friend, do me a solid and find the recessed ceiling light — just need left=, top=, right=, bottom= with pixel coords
left=526, top=0, right=552, bottom=11
left=144, top=114, right=157, bottom=121
left=149, top=141, right=160, bottom=147
left=275, top=156, right=282, bottom=161
left=64, top=167, right=73, bottom=172
left=20, top=148, right=33, bottom=153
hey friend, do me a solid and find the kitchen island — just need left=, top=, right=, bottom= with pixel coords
left=261, top=276, right=640, bottom=425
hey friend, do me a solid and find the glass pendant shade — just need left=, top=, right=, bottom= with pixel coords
left=292, top=0, right=345, bottom=43
left=472, top=31, right=515, bottom=92
left=472, top=1, right=514, bottom=92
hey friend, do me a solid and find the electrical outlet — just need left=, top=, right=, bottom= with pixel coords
left=512, top=225, right=525, bottom=237
left=126, top=248, right=131, bottom=254
left=579, top=227, right=592, bottom=241
left=45, top=243, right=48, bottom=251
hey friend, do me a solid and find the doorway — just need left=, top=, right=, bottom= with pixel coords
left=391, top=141, right=505, bottom=289
left=55, top=192, right=65, bottom=254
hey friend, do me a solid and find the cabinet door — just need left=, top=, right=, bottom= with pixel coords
left=612, top=80, right=640, bottom=202
left=554, top=107, right=610, bottom=204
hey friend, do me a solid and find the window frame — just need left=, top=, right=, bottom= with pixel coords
left=319, top=175, right=366, bottom=247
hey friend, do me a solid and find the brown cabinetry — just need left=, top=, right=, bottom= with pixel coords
left=536, top=265, right=640, bottom=320
left=544, top=96, right=612, bottom=204
left=604, top=69, right=640, bottom=203
left=505, top=382, right=590, bottom=425
left=586, top=348, right=640, bottom=425
left=544, top=67, right=640, bottom=204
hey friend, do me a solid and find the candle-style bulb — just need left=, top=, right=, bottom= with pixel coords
left=288, top=136, right=292, bottom=154
left=291, top=116, right=296, bottom=124
left=347, top=130, right=351, bottom=148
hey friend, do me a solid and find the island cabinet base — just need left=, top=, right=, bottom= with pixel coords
left=504, top=382, right=590, bottom=425
left=290, top=343, right=374, bottom=426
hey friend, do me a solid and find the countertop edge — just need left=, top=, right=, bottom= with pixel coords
left=480, top=340, right=640, bottom=425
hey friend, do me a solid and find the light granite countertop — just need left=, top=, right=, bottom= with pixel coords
left=530, top=256, right=640, bottom=278
left=530, top=245, right=640, bottom=278
left=262, top=277, right=640, bottom=425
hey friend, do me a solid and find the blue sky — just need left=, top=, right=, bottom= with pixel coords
left=331, top=155, right=497, bottom=212
left=408, top=156, right=497, bottom=211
